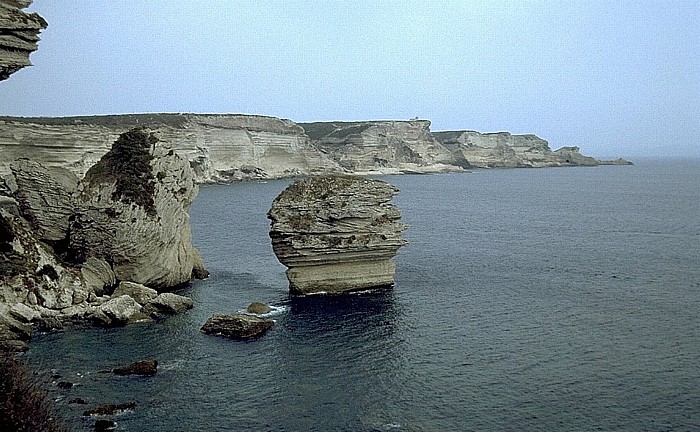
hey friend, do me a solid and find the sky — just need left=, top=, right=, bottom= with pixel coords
left=1, top=1, right=698, bottom=158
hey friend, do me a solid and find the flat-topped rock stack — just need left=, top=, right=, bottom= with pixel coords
left=268, top=176, right=407, bottom=295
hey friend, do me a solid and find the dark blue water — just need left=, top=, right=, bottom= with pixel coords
left=26, top=160, right=700, bottom=431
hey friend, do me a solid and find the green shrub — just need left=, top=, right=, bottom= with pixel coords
left=84, top=128, right=158, bottom=216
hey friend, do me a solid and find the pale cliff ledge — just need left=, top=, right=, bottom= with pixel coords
left=0, top=114, right=631, bottom=184
left=0, top=0, right=47, bottom=81
left=0, top=113, right=344, bottom=183
left=300, top=120, right=468, bottom=174
left=432, top=130, right=632, bottom=168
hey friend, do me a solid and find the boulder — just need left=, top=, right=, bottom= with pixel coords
left=143, top=292, right=193, bottom=318
left=111, top=281, right=158, bottom=305
left=9, top=302, right=40, bottom=322
left=80, top=257, right=116, bottom=296
left=201, top=313, right=274, bottom=339
left=95, top=295, right=144, bottom=326
left=94, top=419, right=117, bottom=431
left=246, top=302, right=271, bottom=315
left=268, top=176, right=407, bottom=294
left=112, top=359, right=157, bottom=376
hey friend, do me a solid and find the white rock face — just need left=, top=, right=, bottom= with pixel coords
left=301, top=120, right=462, bottom=174
left=70, top=129, right=208, bottom=289
left=10, top=159, right=78, bottom=242
left=433, top=130, right=600, bottom=168
left=0, top=114, right=343, bottom=182
left=268, top=176, right=407, bottom=294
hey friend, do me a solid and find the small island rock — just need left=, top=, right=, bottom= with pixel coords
left=201, top=313, right=274, bottom=339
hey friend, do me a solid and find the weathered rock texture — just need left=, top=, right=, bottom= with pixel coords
left=72, top=128, right=208, bottom=288
left=201, top=313, right=274, bottom=339
left=0, top=114, right=343, bottom=182
left=301, top=120, right=465, bottom=174
left=0, top=129, right=204, bottom=343
left=0, top=0, right=46, bottom=81
left=268, top=176, right=407, bottom=294
left=433, top=130, right=605, bottom=168
left=0, top=115, right=627, bottom=182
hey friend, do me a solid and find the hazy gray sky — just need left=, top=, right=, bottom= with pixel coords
left=1, top=1, right=698, bottom=158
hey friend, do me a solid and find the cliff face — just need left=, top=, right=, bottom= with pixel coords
left=0, top=0, right=46, bottom=81
left=0, top=115, right=626, bottom=183
left=0, top=114, right=343, bottom=183
left=433, top=130, right=599, bottom=168
left=72, top=128, right=208, bottom=289
left=301, top=120, right=465, bottom=174
left=1, top=129, right=207, bottom=345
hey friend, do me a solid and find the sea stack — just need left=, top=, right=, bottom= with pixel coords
left=268, top=176, right=407, bottom=294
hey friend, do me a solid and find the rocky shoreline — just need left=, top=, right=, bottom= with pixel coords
left=1, top=128, right=208, bottom=351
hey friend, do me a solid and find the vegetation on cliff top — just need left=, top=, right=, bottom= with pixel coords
left=83, top=128, right=158, bottom=216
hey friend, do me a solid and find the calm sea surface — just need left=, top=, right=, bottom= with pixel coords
left=26, top=159, right=700, bottom=431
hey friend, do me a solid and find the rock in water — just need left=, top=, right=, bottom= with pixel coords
left=201, top=313, right=274, bottom=339
left=70, top=128, right=208, bottom=289
left=112, top=359, right=158, bottom=376
left=246, top=301, right=271, bottom=315
left=268, top=176, right=407, bottom=294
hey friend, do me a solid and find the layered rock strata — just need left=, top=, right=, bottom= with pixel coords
left=0, top=0, right=47, bottom=81
left=72, top=128, right=208, bottom=288
left=301, top=120, right=466, bottom=174
left=0, top=114, right=343, bottom=183
left=0, top=129, right=205, bottom=345
left=268, top=176, right=407, bottom=294
left=0, top=115, right=627, bottom=183
left=433, top=130, right=607, bottom=168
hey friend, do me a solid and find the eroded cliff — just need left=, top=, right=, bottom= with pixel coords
left=434, top=130, right=593, bottom=168
left=0, top=114, right=343, bottom=183
left=268, top=176, right=407, bottom=294
left=0, top=0, right=46, bottom=81
left=301, top=120, right=466, bottom=174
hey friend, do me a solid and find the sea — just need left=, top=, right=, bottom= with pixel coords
left=25, top=159, right=699, bottom=432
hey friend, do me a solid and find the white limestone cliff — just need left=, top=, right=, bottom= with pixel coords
left=433, top=130, right=602, bottom=168
left=301, top=120, right=464, bottom=174
left=0, top=114, right=344, bottom=183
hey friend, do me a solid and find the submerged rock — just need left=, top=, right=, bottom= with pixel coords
left=112, top=359, right=158, bottom=376
left=201, top=313, right=274, bottom=339
left=83, top=402, right=136, bottom=417
left=268, top=176, right=407, bottom=294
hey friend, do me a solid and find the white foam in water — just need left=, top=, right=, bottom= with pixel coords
left=238, top=305, right=288, bottom=318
